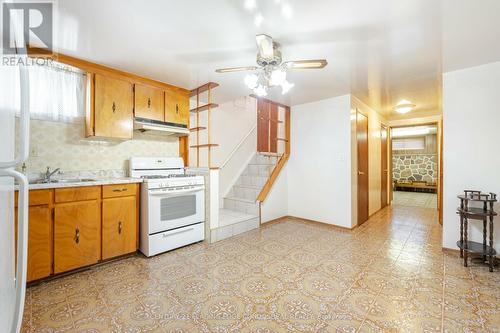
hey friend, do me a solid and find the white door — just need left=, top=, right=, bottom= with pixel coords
left=0, top=60, right=30, bottom=333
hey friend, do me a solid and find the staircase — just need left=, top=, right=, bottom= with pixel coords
left=211, top=153, right=279, bottom=242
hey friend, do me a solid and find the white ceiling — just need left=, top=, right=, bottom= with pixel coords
left=53, top=0, right=500, bottom=116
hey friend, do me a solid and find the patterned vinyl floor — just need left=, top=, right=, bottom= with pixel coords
left=393, top=191, right=438, bottom=209
left=22, top=206, right=499, bottom=332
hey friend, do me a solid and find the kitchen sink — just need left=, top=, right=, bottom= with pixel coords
left=30, top=178, right=96, bottom=184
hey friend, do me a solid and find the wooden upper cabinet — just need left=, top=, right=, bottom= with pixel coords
left=165, top=88, right=189, bottom=127
left=134, top=84, right=164, bottom=122
left=54, top=201, right=100, bottom=274
left=93, top=74, right=133, bottom=139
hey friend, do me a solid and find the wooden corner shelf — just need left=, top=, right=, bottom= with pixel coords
left=190, top=82, right=219, bottom=97
left=190, top=144, right=219, bottom=148
left=190, top=103, right=219, bottom=113
left=189, top=127, right=206, bottom=132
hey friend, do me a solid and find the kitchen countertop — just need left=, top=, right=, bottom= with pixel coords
left=15, top=177, right=143, bottom=190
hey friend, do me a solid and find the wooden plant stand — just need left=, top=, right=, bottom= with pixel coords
left=457, top=190, right=497, bottom=272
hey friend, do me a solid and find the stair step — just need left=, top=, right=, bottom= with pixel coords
left=233, top=184, right=261, bottom=190
left=224, top=197, right=259, bottom=216
left=219, top=209, right=257, bottom=227
left=224, top=196, right=255, bottom=203
left=237, top=174, right=268, bottom=187
left=211, top=211, right=259, bottom=243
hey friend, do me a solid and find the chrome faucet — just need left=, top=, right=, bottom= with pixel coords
left=44, top=167, right=60, bottom=182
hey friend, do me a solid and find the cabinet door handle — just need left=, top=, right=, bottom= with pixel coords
left=112, top=188, right=128, bottom=193
left=147, top=98, right=151, bottom=108
left=118, top=221, right=122, bottom=234
left=75, top=228, right=80, bottom=244
left=176, top=104, right=179, bottom=114
left=112, top=101, right=116, bottom=113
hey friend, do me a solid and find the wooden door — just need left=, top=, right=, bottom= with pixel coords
left=54, top=201, right=100, bottom=273
left=134, top=84, right=164, bottom=122
left=94, top=74, right=133, bottom=139
left=102, top=196, right=137, bottom=260
left=14, top=190, right=52, bottom=281
left=15, top=205, right=52, bottom=282
left=357, top=111, right=369, bottom=225
left=165, top=88, right=189, bottom=127
left=380, top=124, right=388, bottom=208
left=257, top=99, right=278, bottom=153
left=27, top=206, right=52, bottom=281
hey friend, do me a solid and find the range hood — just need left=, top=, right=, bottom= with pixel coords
left=134, top=118, right=189, bottom=136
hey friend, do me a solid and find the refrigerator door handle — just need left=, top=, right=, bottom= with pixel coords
left=0, top=169, right=29, bottom=333
left=0, top=65, right=30, bottom=169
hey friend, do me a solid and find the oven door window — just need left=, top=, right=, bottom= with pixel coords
left=160, top=195, right=196, bottom=221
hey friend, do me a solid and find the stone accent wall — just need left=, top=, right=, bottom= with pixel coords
left=393, top=154, right=437, bottom=184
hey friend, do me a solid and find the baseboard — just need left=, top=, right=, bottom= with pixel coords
left=442, top=247, right=460, bottom=254
left=263, top=215, right=356, bottom=231
left=261, top=215, right=289, bottom=226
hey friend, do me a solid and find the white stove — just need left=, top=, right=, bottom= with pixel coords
left=130, top=157, right=205, bottom=257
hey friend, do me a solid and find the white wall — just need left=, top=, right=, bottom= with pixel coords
left=351, top=96, right=386, bottom=217
left=189, top=96, right=257, bottom=200
left=443, top=61, right=500, bottom=251
left=287, top=95, right=353, bottom=228
left=261, top=165, right=288, bottom=223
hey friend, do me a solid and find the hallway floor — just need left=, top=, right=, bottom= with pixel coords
left=393, top=190, right=438, bottom=209
left=22, top=206, right=499, bottom=332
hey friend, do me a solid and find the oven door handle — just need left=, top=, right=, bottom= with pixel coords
left=149, top=187, right=204, bottom=197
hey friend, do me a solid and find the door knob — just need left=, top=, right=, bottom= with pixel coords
left=358, top=171, right=365, bottom=175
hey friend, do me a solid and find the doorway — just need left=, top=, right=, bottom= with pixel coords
left=390, top=124, right=439, bottom=209
left=381, top=125, right=388, bottom=208
left=357, top=111, right=369, bottom=225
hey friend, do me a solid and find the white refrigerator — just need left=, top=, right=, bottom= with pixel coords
left=0, top=59, right=30, bottom=333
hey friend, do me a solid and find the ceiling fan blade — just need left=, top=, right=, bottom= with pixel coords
left=256, top=34, right=274, bottom=59
left=283, top=59, right=328, bottom=69
left=215, top=66, right=258, bottom=73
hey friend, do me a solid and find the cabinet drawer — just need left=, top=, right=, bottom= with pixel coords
left=15, top=189, right=51, bottom=207
left=55, top=186, right=101, bottom=203
left=147, top=223, right=204, bottom=255
left=102, top=183, right=137, bottom=198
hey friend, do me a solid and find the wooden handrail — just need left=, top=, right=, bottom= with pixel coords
left=220, top=124, right=257, bottom=169
left=257, top=105, right=290, bottom=202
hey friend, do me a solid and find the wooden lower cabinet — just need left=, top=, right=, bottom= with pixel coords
left=54, top=201, right=101, bottom=274
left=15, top=204, right=52, bottom=282
left=27, top=206, right=52, bottom=281
left=102, top=196, right=137, bottom=260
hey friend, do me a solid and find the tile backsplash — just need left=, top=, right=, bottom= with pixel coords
left=17, top=119, right=179, bottom=175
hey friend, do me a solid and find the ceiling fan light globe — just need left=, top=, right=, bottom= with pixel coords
left=281, top=80, right=294, bottom=94
left=244, top=74, right=259, bottom=89
left=270, top=69, right=287, bottom=86
left=254, top=84, right=267, bottom=97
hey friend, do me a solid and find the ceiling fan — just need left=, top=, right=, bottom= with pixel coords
left=215, top=34, right=327, bottom=96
